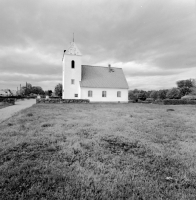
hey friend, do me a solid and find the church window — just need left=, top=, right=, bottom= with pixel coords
left=75, top=94, right=78, bottom=97
left=71, top=79, right=75, bottom=84
left=102, top=91, right=106, bottom=97
left=88, top=91, right=93, bottom=97
left=117, top=91, right=121, bottom=97
left=71, top=60, right=75, bottom=68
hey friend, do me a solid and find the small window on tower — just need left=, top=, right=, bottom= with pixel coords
left=71, top=79, right=75, bottom=84
left=71, top=60, right=75, bottom=68
left=75, top=94, right=78, bottom=97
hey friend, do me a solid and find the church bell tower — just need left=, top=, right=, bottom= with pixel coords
left=62, top=41, right=82, bottom=99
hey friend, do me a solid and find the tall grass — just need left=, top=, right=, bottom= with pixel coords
left=0, top=103, right=196, bottom=199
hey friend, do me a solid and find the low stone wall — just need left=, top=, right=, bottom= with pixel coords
left=36, top=98, right=90, bottom=104
left=163, top=99, right=196, bottom=105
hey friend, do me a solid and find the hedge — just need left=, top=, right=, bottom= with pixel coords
left=163, top=99, right=196, bottom=105
left=0, top=98, right=15, bottom=105
left=36, top=98, right=90, bottom=104
left=181, top=95, right=196, bottom=100
left=0, top=96, right=36, bottom=100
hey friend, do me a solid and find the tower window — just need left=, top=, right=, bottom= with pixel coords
left=102, top=91, right=106, bottom=97
left=75, top=94, right=78, bottom=97
left=71, top=79, right=75, bottom=84
left=117, top=91, right=121, bottom=97
left=71, top=60, right=75, bottom=68
left=88, top=91, right=93, bottom=97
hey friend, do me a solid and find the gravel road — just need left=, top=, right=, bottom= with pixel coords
left=0, top=99, right=36, bottom=124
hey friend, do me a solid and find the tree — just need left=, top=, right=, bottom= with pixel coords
left=55, top=83, right=62, bottom=97
left=179, top=87, right=191, bottom=96
left=32, top=86, right=45, bottom=95
left=45, top=90, right=53, bottom=96
left=137, top=91, right=147, bottom=101
left=176, top=79, right=194, bottom=88
left=128, top=91, right=136, bottom=101
left=176, top=80, right=185, bottom=88
left=146, top=91, right=152, bottom=98
left=192, top=79, right=196, bottom=87
left=166, top=88, right=181, bottom=99
left=21, top=83, right=32, bottom=96
left=157, top=89, right=168, bottom=100
left=190, top=87, right=196, bottom=95
left=150, top=90, right=158, bottom=100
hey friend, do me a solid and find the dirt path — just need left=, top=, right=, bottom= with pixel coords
left=0, top=99, right=36, bottom=123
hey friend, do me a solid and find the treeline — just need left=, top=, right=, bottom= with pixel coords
left=17, top=83, right=62, bottom=97
left=129, top=79, right=196, bottom=101
left=17, top=83, right=53, bottom=97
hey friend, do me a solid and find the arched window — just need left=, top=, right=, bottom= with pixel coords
left=71, top=60, right=75, bottom=68
left=88, top=90, right=93, bottom=97
left=117, top=91, right=121, bottom=97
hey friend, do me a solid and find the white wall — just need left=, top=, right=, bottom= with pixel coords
left=62, top=54, right=82, bottom=99
left=81, top=87, right=128, bottom=102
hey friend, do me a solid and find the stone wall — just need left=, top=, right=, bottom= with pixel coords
left=36, top=98, right=90, bottom=104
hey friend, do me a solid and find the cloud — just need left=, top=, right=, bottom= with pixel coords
left=0, top=0, right=195, bottom=90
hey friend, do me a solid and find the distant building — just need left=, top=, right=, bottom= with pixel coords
left=62, top=42, right=129, bottom=102
left=0, top=90, right=7, bottom=96
left=0, top=89, right=16, bottom=96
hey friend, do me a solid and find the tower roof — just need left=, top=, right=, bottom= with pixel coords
left=65, top=42, right=82, bottom=56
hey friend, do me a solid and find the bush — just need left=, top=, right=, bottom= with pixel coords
left=163, top=99, right=196, bottom=105
left=137, top=99, right=143, bottom=103
left=128, top=100, right=136, bottom=103
left=158, top=89, right=168, bottom=100
left=153, top=99, right=163, bottom=104
left=179, top=87, right=191, bottom=96
left=146, top=98, right=154, bottom=102
left=128, top=91, right=137, bottom=101
left=181, top=95, right=196, bottom=100
left=190, top=87, right=196, bottom=95
left=166, top=88, right=181, bottom=99
left=150, top=91, right=158, bottom=100
left=0, top=98, right=15, bottom=105
left=137, top=92, right=147, bottom=101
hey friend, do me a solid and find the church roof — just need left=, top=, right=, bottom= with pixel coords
left=65, top=42, right=82, bottom=56
left=81, top=65, right=129, bottom=89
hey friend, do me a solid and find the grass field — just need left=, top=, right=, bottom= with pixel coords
left=0, top=103, right=196, bottom=199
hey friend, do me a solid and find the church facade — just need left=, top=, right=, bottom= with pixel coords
left=62, top=42, right=129, bottom=103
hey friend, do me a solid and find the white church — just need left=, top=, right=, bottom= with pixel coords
left=62, top=42, right=129, bottom=103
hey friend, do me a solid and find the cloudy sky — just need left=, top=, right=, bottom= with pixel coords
left=0, top=0, right=196, bottom=91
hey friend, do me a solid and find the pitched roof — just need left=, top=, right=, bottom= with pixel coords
left=80, top=65, right=129, bottom=89
left=65, top=42, right=82, bottom=56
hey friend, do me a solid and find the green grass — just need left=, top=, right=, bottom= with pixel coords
left=1, top=103, right=196, bottom=199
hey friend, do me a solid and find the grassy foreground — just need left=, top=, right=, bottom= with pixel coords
left=0, top=103, right=196, bottom=199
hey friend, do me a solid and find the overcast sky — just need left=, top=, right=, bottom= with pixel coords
left=0, top=0, right=196, bottom=91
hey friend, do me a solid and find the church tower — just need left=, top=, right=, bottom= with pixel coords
left=62, top=42, right=82, bottom=99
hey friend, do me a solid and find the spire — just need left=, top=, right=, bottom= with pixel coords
left=65, top=41, right=82, bottom=56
